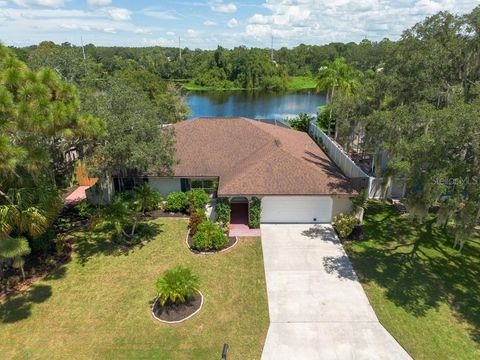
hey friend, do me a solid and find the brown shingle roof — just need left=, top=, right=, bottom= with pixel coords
left=172, top=117, right=354, bottom=197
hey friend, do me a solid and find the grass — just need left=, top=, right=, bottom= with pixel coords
left=286, top=76, right=317, bottom=90
left=345, top=201, right=480, bottom=360
left=0, top=219, right=269, bottom=360
left=183, top=76, right=317, bottom=91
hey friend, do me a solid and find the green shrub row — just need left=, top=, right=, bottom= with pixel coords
left=164, top=189, right=209, bottom=214
left=249, top=197, right=261, bottom=228
left=216, top=198, right=231, bottom=225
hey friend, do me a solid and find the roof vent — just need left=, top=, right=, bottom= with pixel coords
left=274, top=138, right=282, bottom=147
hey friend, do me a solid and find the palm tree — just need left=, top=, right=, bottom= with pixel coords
left=134, top=184, right=162, bottom=216
left=0, top=186, right=59, bottom=280
left=316, top=57, right=361, bottom=139
left=155, top=266, right=199, bottom=306
left=0, top=236, right=30, bottom=281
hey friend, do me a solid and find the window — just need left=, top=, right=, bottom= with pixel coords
left=186, top=179, right=217, bottom=194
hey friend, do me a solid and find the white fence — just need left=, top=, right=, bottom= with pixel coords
left=308, top=122, right=406, bottom=199
left=309, top=122, right=369, bottom=178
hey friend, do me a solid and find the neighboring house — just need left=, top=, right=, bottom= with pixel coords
left=123, top=117, right=355, bottom=225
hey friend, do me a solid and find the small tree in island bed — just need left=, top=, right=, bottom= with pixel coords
left=155, top=266, right=199, bottom=306
left=192, top=220, right=228, bottom=251
left=189, top=209, right=207, bottom=236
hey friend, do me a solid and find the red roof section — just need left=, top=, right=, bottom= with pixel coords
left=172, top=117, right=355, bottom=196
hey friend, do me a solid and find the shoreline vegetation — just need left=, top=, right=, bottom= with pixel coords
left=181, top=75, right=317, bottom=92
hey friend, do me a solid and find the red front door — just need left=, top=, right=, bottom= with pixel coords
left=230, top=202, right=249, bottom=226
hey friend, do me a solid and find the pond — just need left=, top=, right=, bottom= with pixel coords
left=185, top=90, right=326, bottom=122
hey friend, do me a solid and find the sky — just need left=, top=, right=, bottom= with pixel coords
left=0, top=0, right=478, bottom=49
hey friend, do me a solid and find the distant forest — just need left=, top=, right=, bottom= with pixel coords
left=11, top=39, right=394, bottom=91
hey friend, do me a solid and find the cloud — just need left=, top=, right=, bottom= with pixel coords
left=9, top=0, right=68, bottom=7
left=103, top=27, right=116, bottom=33
left=242, top=0, right=478, bottom=47
left=142, top=37, right=177, bottom=47
left=104, top=7, right=131, bottom=21
left=203, top=19, right=216, bottom=26
left=186, top=29, right=199, bottom=37
left=210, top=0, right=236, bottom=13
left=140, top=8, right=180, bottom=20
left=166, top=31, right=175, bottom=36
left=87, top=0, right=111, bottom=6
left=134, top=28, right=150, bottom=34
left=227, top=17, right=238, bottom=28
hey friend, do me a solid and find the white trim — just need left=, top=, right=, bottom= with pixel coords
left=151, top=291, right=204, bottom=324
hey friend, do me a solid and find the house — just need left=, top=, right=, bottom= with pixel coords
left=139, top=117, right=355, bottom=224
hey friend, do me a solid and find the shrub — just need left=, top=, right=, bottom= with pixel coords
left=189, top=209, right=207, bottom=236
left=286, top=113, right=314, bottom=132
left=74, top=200, right=96, bottom=218
left=155, top=266, right=199, bottom=306
left=351, top=190, right=367, bottom=211
left=249, top=197, right=261, bottom=228
left=187, top=189, right=209, bottom=213
left=216, top=198, right=231, bottom=225
left=164, top=191, right=189, bottom=213
left=134, top=184, right=163, bottom=214
left=192, top=220, right=228, bottom=251
left=333, top=214, right=359, bottom=239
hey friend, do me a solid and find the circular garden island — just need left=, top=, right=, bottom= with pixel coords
left=152, top=266, right=203, bottom=323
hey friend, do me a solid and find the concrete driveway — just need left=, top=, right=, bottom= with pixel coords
left=261, top=224, right=411, bottom=360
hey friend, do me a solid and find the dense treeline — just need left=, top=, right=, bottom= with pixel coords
left=323, top=7, right=480, bottom=251
left=12, top=38, right=394, bottom=91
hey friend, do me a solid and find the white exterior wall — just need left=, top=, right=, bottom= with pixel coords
left=331, top=196, right=353, bottom=218
left=261, top=196, right=333, bottom=223
left=149, top=177, right=181, bottom=197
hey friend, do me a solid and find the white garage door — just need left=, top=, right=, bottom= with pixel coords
left=261, top=196, right=333, bottom=223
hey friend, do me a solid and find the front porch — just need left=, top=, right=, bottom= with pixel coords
left=228, top=198, right=261, bottom=237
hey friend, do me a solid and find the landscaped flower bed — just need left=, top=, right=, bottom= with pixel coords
left=186, top=233, right=237, bottom=254
left=152, top=291, right=203, bottom=323
left=152, top=266, right=203, bottom=323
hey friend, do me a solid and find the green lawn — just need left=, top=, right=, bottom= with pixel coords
left=0, top=219, right=269, bottom=360
left=286, top=76, right=317, bottom=90
left=345, top=202, right=480, bottom=360
left=183, top=76, right=317, bottom=91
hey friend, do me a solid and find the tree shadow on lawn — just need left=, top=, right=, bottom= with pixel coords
left=347, top=202, right=480, bottom=343
left=74, top=221, right=164, bottom=266
left=0, top=284, right=53, bottom=323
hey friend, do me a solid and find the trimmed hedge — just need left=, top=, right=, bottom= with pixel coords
left=187, top=189, right=209, bottom=213
left=192, top=220, right=228, bottom=251
left=216, top=198, right=231, bottom=225
left=249, top=197, right=261, bottom=228
left=164, top=192, right=188, bottom=212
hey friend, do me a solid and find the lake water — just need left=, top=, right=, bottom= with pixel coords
left=186, top=90, right=326, bottom=122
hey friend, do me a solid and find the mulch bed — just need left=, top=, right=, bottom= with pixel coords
left=186, top=233, right=237, bottom=254
left=344, top=226, right=365, bottom=242
left=152, top=291, right=203, bottom=323
left=147, top=209, right=189, bottom=220
left=0, top=245, right=72, bottom=302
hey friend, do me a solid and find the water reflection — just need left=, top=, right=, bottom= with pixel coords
left=186, top=90, right=326, bottom=121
